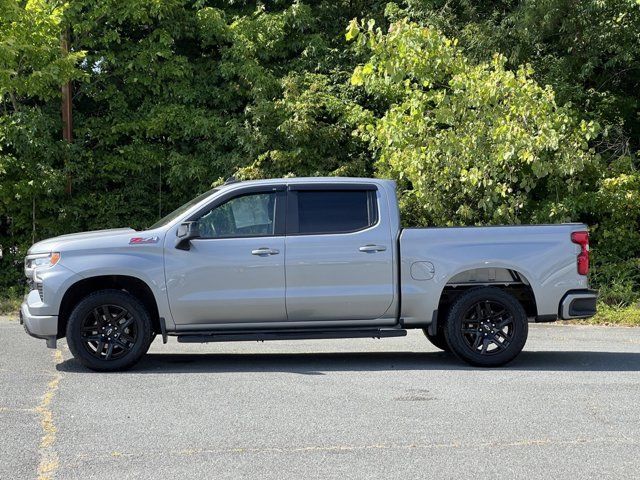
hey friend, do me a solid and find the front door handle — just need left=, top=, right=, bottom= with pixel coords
left=359, top=244, right=387, bottom=253
left=251, top=247, right=280, bottom=256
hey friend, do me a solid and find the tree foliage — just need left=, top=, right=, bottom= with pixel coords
left=348, top=19, right=598, bottom=225
left=0, top=0, right=638, bottom=304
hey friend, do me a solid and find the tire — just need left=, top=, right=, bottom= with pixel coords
left=422, top=328, right=450, bottom=352
left=444, top=287, right=528, bottom=367
left=66, top=289, right=152, bottom=372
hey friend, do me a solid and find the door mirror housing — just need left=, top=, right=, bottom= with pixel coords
left=176, top=221, right=200, bottom=250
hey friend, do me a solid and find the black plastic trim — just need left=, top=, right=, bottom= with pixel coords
left=559, top=289, right=598, bottom=319
left=535, top=314, right=558, bottom=323
left=274, top=190, right=287, bottom=237
left=286, top=190, right=299, bottom=235
left=159, top=317, right=168, bottom=344
left=569, top=297, right=597, bottom=318
left=177, top=328, right=407, bottom=343
left=427, top=309, right=439, bottom=335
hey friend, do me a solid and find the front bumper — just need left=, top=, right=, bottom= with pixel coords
left=559, top=289, right=598, bottom=320
left=20, top=298, right=58, bottom=348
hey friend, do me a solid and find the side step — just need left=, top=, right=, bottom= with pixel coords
left=177, top=328, right=407, bottom=343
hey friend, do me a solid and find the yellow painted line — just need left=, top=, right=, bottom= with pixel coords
left=35, top=349, right=64, bottom=480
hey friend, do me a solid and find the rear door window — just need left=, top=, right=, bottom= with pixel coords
left=293, top=189, right=378, bottom=235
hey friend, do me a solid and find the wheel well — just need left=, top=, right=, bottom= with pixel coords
left=57, top=275, right=160, bottom=339
left=436, top=269, right=538, bottom=327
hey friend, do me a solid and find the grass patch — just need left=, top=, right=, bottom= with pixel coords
left=0, top=295, right=21, bottom=316
left=561, top=302, right=640, bottom=327
left=0, top=286, right=26, bottom=316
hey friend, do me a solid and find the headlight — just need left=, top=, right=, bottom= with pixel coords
left=26, top=252, right=61, bottom=269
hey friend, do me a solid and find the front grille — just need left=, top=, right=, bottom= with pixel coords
left=36, top=283, right=44, bottom=302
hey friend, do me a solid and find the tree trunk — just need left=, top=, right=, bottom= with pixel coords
left=61, top=29, right=73, bottom=195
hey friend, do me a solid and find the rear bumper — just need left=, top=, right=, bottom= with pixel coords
left=559, top=289, right=598, bottom=320
left=20, top=300, right=58, bottom=348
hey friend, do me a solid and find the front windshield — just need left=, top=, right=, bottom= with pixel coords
left=147, top=187, right=219, bottom=230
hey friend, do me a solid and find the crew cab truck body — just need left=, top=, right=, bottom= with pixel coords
left=21, top=177, right=597, bottom=370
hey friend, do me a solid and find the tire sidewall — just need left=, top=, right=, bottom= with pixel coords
left=444, top=287, right=528, bottom=367
left=422, top=328, right=451, bottom=352
left=66, top=289, right=152, bottom=371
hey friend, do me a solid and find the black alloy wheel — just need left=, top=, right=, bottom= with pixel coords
left=66, top=290, right=152, bottom=371
left=461, top=300, right=514, bottom=355
left=80, top=304, right=138, bottom=361
left=444, top=287, right=528, bottom=367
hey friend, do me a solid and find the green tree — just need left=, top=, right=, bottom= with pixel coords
left=0, top=0, right=84, bottom=287
left=0, top=0, right=638, bottom=306
left=348, top=18, right=598, bottom=225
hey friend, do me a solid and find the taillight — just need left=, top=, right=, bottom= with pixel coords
left=571, top=231, right=589, bottom=275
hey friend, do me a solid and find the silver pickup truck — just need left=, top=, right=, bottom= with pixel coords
left=21, top=177, right=597, bottom=370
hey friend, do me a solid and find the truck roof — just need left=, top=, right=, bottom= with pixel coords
left=220, top=177, right=394, bottom=188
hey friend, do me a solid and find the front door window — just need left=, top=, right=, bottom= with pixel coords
left=197, top=192, right=276, bottom=238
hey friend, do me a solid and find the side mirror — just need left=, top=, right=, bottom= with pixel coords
left=176, top=221, right=200, bottom=250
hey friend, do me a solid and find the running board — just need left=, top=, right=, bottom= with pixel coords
left=177, top=328, right=407, bottom=343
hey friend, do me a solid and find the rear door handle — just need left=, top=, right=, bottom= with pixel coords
left=251, top=247, right=280, bottom=256
left=359, top=244, right=387, bottom=253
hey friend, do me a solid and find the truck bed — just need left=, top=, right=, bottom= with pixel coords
left=398, top=224, right=590, bottom=326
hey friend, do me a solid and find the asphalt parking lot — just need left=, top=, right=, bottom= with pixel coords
left=1, top=316, right=639, bottom=480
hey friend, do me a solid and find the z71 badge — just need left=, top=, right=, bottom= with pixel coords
left=129, top=236, right=159, bottom=245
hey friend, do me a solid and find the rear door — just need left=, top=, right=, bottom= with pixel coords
left=284, top=183, right=395, bottom=322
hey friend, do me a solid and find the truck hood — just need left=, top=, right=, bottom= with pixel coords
left=27, top=228, right=136, bottom=255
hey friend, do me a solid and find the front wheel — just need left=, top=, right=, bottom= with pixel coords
left=444, top=287, right=528, bottom=367
left=66, top=289, right=152, bottom=372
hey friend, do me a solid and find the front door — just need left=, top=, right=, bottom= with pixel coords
left=164, top=187, right=287, bottom=326
left=284, top=185, right=395, bottom=322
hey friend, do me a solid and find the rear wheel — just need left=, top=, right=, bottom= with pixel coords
left=422, top=328, right=450, bottom=352
left=66, top=289, right=152, bottom=371
left=444, top=287, right=528, bottom=367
